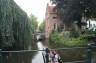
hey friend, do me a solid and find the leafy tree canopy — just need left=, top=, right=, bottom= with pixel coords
left=39, top=22, right=45, bottom=32
left=51, top=0, right=96, bottom=28
left=0, top=0, right=33, bottom=48
left=29, top=14, right=38, bottom=32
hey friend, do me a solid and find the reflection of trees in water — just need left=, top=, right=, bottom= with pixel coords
left=57, top=49, right=87, bottom=62
left=3, top=53, right=32, bottom=63
left=2, top=43, right=37, bottom=63
left=3, top=51, right=38, bottom=63
left=49, top=43, right=88, bottom=62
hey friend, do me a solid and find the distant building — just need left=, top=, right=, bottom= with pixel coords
left=45, top=4, right=63, bottom=38
left=87, top=20, right=96, bottom=31
left=81, top=16, right=96, bottom=31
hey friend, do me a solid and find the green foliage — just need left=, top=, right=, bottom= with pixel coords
left=49, top=30, right=88, bottom=47
left=49, top=30, right=64, bottom=44
left=29, top=14, right=38, bottom=32
left=69, top=28, right=79, bottom=38
left=0, top=0, right=33, bottom=48
left=65, top=38, right=88, bottom=47
left=81, top=29, right=96, bottom=37
left=83, top=29, right=95, bottom=34
left=51, top=0, right=96, bottom=28
left=39, top=22, right=45, bottom=32
left=58, top=24, right=64, bottom=32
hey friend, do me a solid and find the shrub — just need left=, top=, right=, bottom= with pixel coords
left=69, top=28, right=79, bottom=38
left=80, top=29, right=96, bottom=43
left=49, top=30, right=88, bottom=47
left=49, top=30, right=64, bottom=44
left=64, top=38, right=88, bottom=47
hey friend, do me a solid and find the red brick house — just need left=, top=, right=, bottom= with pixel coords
left=45, top=4, right=63, bottom=38
left=44, top=3, right=89, bottom=38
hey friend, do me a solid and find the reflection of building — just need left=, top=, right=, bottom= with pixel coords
left=45, top=4, right=62, bottom=38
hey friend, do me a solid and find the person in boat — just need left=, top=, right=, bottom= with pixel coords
left=49, top=50, right=63, bottom=63
left=45, top=48, right=50, bottom=63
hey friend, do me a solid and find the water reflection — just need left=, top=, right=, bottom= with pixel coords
left=3, top=42, right=37, bottom=63
left=32, top=42, right=45, bottom=63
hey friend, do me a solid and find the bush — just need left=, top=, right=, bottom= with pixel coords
left=49, top=30, right=88, bottom=47
left=69, top=28, right=79, bottom=38
left=80, top=29, right=96, bottom=43
left=81, top=29, right=96, bottom=38
left=64, top=38, right=88, bottom=47
left=49, top=30, right=64, bottom=44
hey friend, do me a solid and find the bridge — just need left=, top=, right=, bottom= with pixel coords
left=32, top=31, right=45, bottom=41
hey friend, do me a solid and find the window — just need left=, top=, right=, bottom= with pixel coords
left=53, top=16, right=57, bottom=19
left=54, top=23, right=57, bottom=29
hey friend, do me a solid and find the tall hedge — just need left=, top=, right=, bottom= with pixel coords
left=0, top=0, right=32, bottom=49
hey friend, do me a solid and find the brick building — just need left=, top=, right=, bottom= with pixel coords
left=45, top=4, right=63, bottom=38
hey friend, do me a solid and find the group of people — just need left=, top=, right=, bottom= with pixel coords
left=45, top=48, right=63, bottom=63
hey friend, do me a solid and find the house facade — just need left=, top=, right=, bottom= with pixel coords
left=45, top=4, right=63, bottom=38
left=44, top=3, right=94, bottom=38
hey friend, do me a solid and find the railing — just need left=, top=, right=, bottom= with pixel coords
left=0, top=49, right=45, bottom=63
left=44, top=45, right=96, bottom=63
left=0, top=44, right=96, bottom=63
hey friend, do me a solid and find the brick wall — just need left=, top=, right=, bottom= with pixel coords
left=45, top=4, right=62, bottom=38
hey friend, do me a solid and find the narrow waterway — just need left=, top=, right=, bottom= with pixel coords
left=32, top=42, right=47, bottom=63
left=3, top=35, right=95, bottom=63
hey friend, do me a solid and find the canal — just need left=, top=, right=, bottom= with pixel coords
left=2, top=41, right=48, bottom=63
left=2, top=35, right=96, bottom=63
left=31, top=33, right=48, bottom=63
left=2, top=32, right=49, bottom=63
left=32, top=41, right=47, bottom=63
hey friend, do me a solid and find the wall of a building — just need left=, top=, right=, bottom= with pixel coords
left=87, top=20, right=96, bottom=31
left=45, top=4, right=62, bottom=38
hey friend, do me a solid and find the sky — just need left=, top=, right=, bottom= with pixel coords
left=14, top=0, right=50, bottom=24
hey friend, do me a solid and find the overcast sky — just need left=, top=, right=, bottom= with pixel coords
left=14, top=0, right=50, bottom=24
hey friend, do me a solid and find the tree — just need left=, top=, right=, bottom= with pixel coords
left=51, top=0, right=96, bottom=29
left=29, top=14, right=38, bottom=33
left=39, top=22, right=45, bottom=32
left=0, top=0, right=33, bottom=49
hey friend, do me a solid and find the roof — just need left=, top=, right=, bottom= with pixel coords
left=46, top=5, right=56, bottom=13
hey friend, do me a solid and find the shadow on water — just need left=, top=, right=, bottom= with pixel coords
left=48, top=41, right=96, bottom=63
left=2, top=43, right=38, bottom=63
left=2, top=40, right=96, bottom=63
left=3, top=52, right=33, bottom=63
left=2, top=41, right=47, bottom=63
left=48, top=43, right=87, bottom=62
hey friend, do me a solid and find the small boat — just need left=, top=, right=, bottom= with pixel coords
left=43, top=48, right=63, bottom=63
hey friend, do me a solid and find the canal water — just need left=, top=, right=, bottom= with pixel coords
left=32, top=42, right=46, bottom=63
left=2, top=41, right=96, bottom=63
left=2, top=33, right=48, bottom=63
left=3, top=41, right=47, bottom=63
left=2, top=35, right=96, bottom=63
